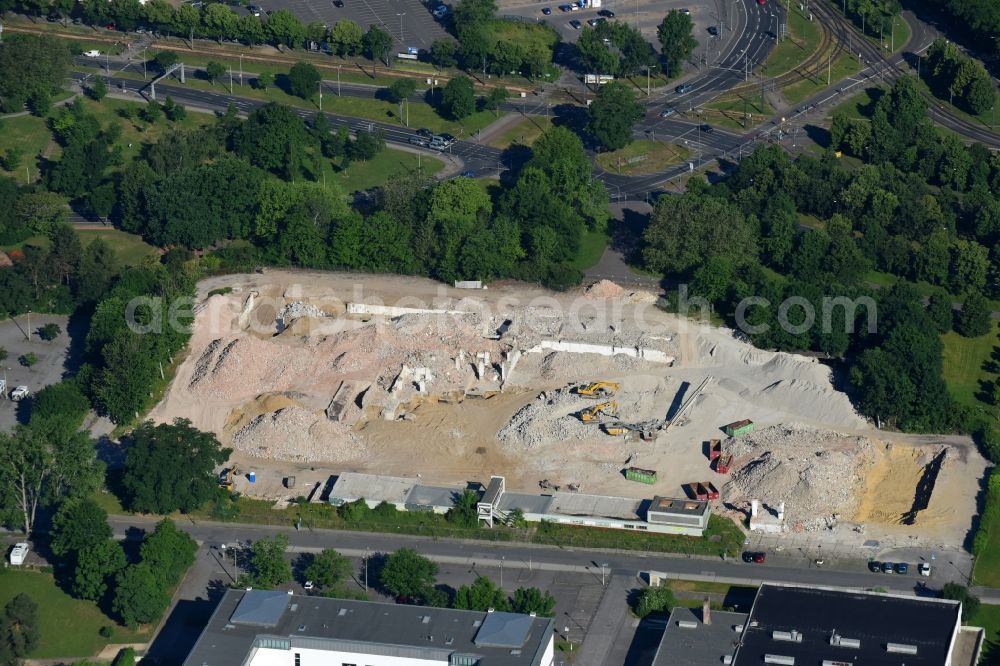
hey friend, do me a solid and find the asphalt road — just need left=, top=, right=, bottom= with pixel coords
left=107, top=515, right=994, bottom=600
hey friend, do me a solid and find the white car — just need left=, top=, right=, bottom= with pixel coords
left=84, top=49, right=101, bottom=57
left=9, top=543, right=29, bottom=566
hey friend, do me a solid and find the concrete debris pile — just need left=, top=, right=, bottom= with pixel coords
left=232, top=406, right=365, bottom=462
left=585, top=279, right=625, bottom=299
left=723, top=424, right=877, bottom=528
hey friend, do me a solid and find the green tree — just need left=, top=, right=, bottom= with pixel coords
left=205, top=60, right=227, bottom=83
left=441, top=76, right=475, bottom=120
left=0, top=422, right=102, bottom=535
left=941, top=583, right=979, bottom=621
left=362, top=25, right=393, bottom=66
left=446, top=489, right=480, bottom=528
left=657, top=9, right=697, bottom=78
left=73, top=540, right=127, bottom=601
left=267, top=9, right=307, bottom=48
left=256, top=71, right=274, bottom=90
left=633, top=586, right=676, bottom=618
left=454, top=576, right=509, bottom=611
left=330, top=19, right=363, bottom=56
left=643, top=194, right=755, bottom=276
left=385, top=78, right=416, bottom=104
left=121, top=419, right=232, bottom=514
left=304, top=549, right=352, bottom=590
left=287, top=61, right=321, bottom=99
left=511, top=587, right=556, bottom=616
left=89, top=76, right=108, bottom=101
left=112, top=564, right=170, bottom=628
left=153, top=50, right=178, bottom=72
left=0, top=594, right=39, bottom=660
left=250, top=534, right=292, bottom=588
left=379, top=548, right=438, bottom=600
left=0, top=34, right=72, bottom=108
left=955, top=292, right=992, bottom=338
left=587, top=81, right=643, bottom=151
left=51, top=498, right=112, bottom=558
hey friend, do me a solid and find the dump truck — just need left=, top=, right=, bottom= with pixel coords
left=580, top=400, right=617, bottom=422
left=575, top=381, right=620, bottom=399
left=624, top=467, right=657, bottom=484
left=708, top=439, right=722, bottom=461
left=723, top=419, right=754, bottom=437
left=715, top=452, right=733, bottom=474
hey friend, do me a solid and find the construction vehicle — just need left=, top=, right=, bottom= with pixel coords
left=575, top=381, right=620, bottom=399
left=602, top=423, right=631, bottom=437
left=708, top=439, right=722, bottom=461
left=715, top=452, right=733, bottom=474
left=219, top=464, right=241, bottom=491
left=579, top=400, right=617, bottom=422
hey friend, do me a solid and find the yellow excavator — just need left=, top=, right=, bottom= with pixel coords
left=219, top=464, right=241, bottom=491
left=575, top=381, right=621, bottom=399
left=580, top=400, right=618, bottom=422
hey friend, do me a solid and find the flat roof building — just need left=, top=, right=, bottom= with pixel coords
left=184, top=589, right=555, bottom=666
left=650, top=583, right=984, bottom=666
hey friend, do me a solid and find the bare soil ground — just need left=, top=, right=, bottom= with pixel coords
left=148, top=270, right=988, bottom=549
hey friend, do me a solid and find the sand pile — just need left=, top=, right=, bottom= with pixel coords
left=232, top=406, right=365, bottom=462
left=723, top=424, right=877, bottom=526
left=585, top=280, right=625, bottom=299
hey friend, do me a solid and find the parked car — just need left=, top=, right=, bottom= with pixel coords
left=742, top=551, right=766, bottom=564
left=569, top=19, right=582, bottom=28
left=707, top=25, right=718, bottom=35
left=895, top=562, right=909, bottom=575
left=881, top=561, right=894, bottom=573
left=541, top=6, right=551, bottom=14
left=675, top=84, right=689, bottom=94
left=598, top=8, right=614, bottom=16
left=919, top=562, right=931, bottom=576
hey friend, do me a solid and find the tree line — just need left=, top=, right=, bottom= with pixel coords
left=643, top=75, right=999, bottom=435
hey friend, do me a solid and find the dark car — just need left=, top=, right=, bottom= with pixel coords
left=881, top=561, right=894, bottom=573
left=707, top=25, right=718, bottom=35
left=541, top=6, right=551, bottom=14
left=895, top=562, right=909, bottom=574
left=569, top=19, right=582, bottom=29
left=598, top=8, right=614, bottom=17
left=675, top=84, right=689, bottom=94
left=742, top=551, right=766, bottom=564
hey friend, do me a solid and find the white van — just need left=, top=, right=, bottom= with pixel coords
left=9, top=542, right=29, bottom=566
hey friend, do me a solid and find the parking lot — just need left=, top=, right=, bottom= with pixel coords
left=250, top=0, right=449, bottom=49
left=0, top=314, right=77, bottom=433
left=498, top=0, right=724, bottom=48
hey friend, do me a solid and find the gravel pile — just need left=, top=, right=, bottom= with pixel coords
left=232, top=406, right=366, bottom=462
left=723, top=424, right=877, bottom=526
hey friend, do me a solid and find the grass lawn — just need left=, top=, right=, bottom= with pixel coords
left=570, top=227, right=610, bottom=271
left=0, top=114, right=55, bottom=181
left=594, top=140, right=691, bottom=176
left=828, top=85, right=885, bottom=121
left=0, top=568, right=151, bottom=658
left=320, top=147, right=444, bottom=193
left=486, top=116, right=553, bottom=149
left=705, top=96, right=775, bottom=130
left=78, top=228, right=160, bottom=266
left=765, top=4, right=823, bottom=78
left=942, top=324, right=1000, bottom=428
left=783, top=52, right=862, bottom=105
